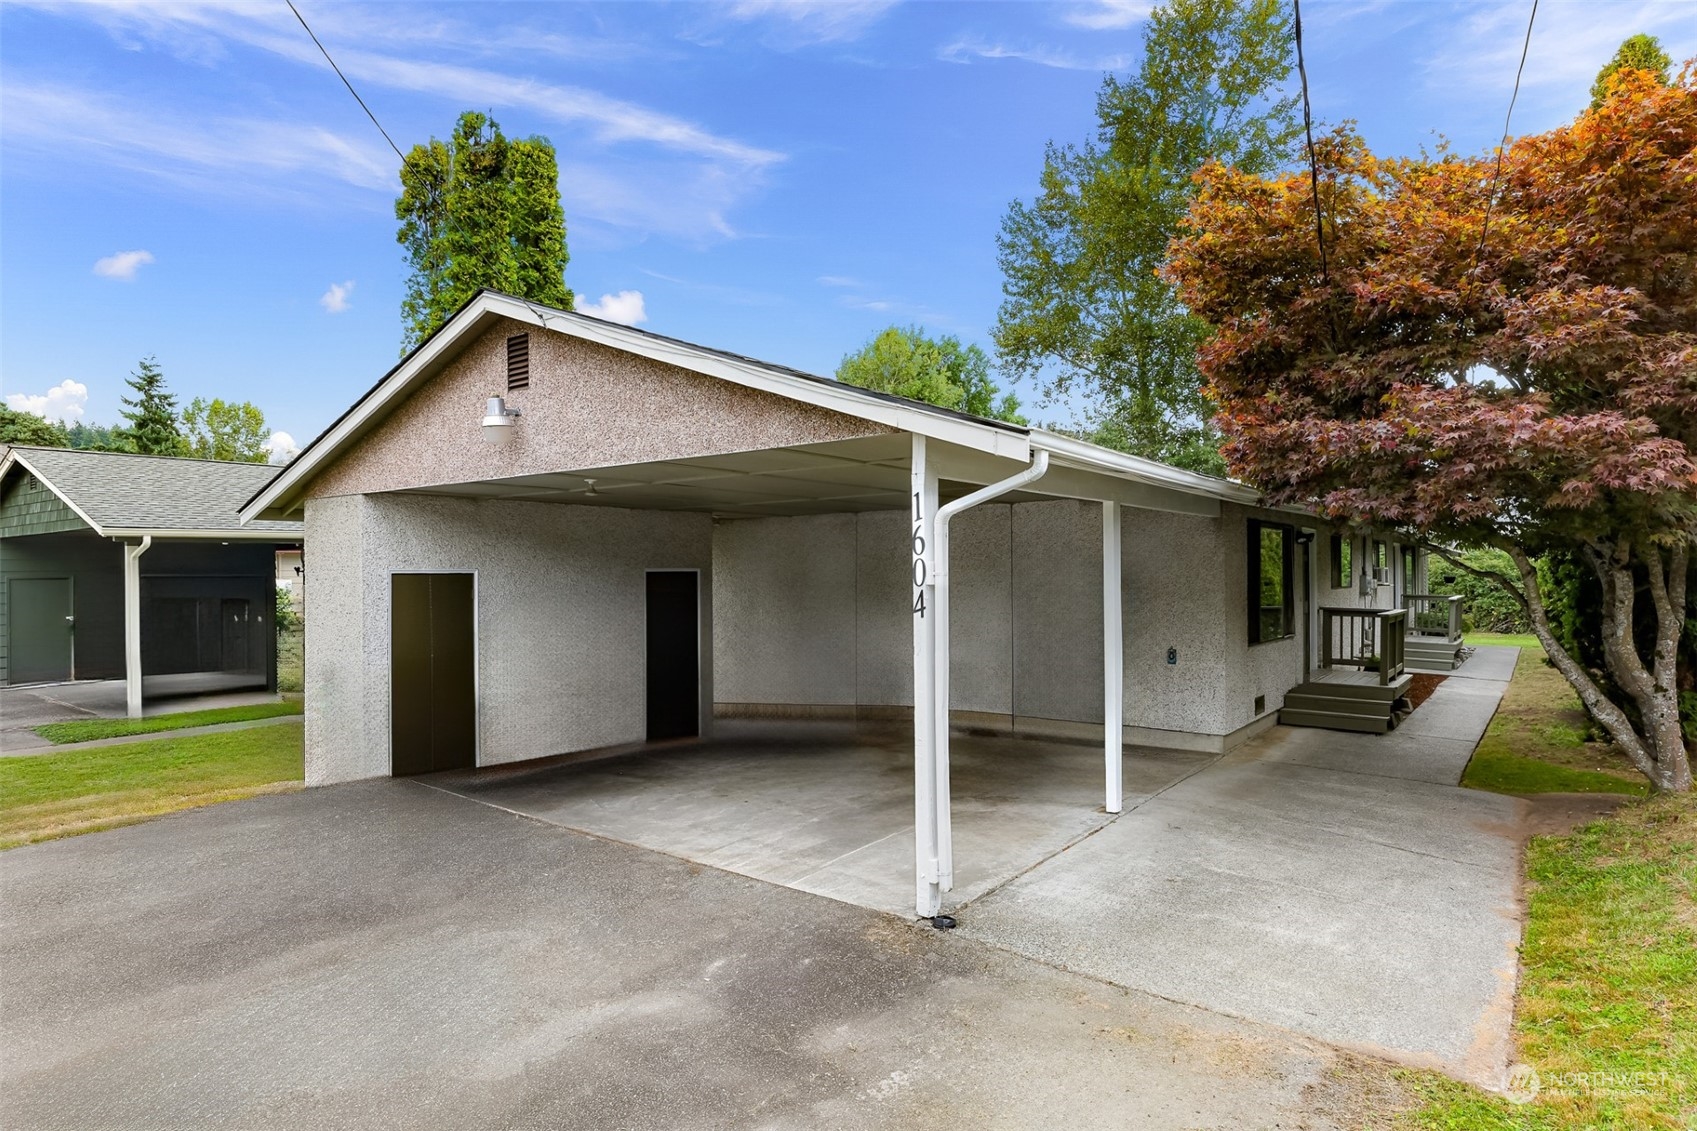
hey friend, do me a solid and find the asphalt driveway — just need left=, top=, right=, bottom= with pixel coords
left=3, top=779, right=1365, bottom=1131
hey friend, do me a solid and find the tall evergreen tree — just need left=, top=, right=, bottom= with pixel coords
left=119, top=357, right=187, bottom=456
left=1589, top=33, right=1671, bottom=109
left=395, top=111, right=573, bottom=351
left=995, top=0, right=1299, bottom=474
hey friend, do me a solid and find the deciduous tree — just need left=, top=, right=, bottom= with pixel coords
left=837, top=326, right=1025, bottom=424
left=1166, top=67, right=1697, bottom=791
left=995, top=0, right=1298, bottom=474
left=0, top=405, right=69, bottom=447
left=396, top=111, right=573, bottom=351
left=181, top=397, right=269, bottom=463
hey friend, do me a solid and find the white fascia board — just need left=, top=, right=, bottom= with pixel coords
left=3, top=450, right=108, bottom=535
left=1029, top=430, right=1263, bottom=505
left=104, top=528, right=302, bottom=543
left=243, top=293, right=1031, bottom=522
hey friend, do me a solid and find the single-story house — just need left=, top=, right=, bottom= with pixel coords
left=0, top=446, right=304, bottom=713
left=240, top=290, right=1449, bottom=918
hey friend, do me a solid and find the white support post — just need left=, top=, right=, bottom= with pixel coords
left=910, top=435, right=942, bottom=919
left=1102, top=502, right=1123, bottom=813
left=123, top=536, right=152, bottom=719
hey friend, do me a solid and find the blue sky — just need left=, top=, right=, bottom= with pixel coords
left=3, top=0, right=1694, bottom=455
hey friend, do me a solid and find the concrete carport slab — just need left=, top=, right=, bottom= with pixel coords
left=426, top=719, right=1215, bottom=918
left=954, top=648, right=1527, bottom=1087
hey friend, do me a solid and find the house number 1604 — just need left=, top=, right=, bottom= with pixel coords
left=912, top=490, right=927, bottom=618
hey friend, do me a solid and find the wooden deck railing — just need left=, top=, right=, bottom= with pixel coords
left=1319, top=607, right=1408, bottom=685
left=1404, top=593, right=1462, bottom=641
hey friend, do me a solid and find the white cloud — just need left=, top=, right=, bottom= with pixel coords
left=3, top=3, right=786, bottom=238
left=7, top=379, right=90, bottom=423
left=264, top=431, right=300, bottom=463
left=724, top=0, right=899, bottom=45
left=574, top=290, right=648, bottom=326
left=320, top=280, right=355, bottom=314
left=5, top=83, right=394, bottom=201
left=1062, top=1, right=1154, bottom=31
left=92, top=249, right=155, bottom=280
left=939, top=37, right=1131, bottom=71
left=817, top=275, right=863, bottom=288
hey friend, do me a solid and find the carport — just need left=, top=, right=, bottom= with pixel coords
left=241, top=291, right=1262, bottom=918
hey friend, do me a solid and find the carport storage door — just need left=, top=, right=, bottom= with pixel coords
left=390, top=573, right=476, bottom=775
left=8, top=577, right=73, bottom=683
left=646, top=571, right=699, bottom=741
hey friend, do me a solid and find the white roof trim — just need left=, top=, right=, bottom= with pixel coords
left=2, top=449, right=108, bottom=535
left=1029, top=430, right=1262, bottom=504
left=242, top=292, right=1037, bottom=522
left=102, top=528, right=301, bottom=543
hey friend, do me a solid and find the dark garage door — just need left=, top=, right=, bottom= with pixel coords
left=391, top=572, right=476, bottom=775
left=8, top=577, right=74, bottom=684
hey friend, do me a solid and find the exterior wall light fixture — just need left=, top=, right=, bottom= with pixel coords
left=482, top=396, right=522, bottom=446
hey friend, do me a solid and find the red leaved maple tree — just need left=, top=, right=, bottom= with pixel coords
left=1166, top=66, right=1697, bottom=791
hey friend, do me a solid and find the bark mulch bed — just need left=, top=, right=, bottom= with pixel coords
left=1405, top=673, right=1448, bottom=711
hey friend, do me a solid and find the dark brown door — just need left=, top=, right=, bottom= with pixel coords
left=391, top=573, right=476, bottom=775
left=646, top=571, right=699, bottom=741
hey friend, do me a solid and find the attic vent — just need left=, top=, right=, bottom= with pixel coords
left=506, top=333, right=530, bottom=391
left=1254, top=694, right=1266, bottom=715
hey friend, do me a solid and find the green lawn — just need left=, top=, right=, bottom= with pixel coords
left=1397, top=793, right=1697, bottom=1129
left=1462, top=638, right=1649, bottom=797
left=1466, top=631, right=1542, bottom=650
left=0, top=724, right=305, bottom=848
left=33, top=701, right=303, bottom=745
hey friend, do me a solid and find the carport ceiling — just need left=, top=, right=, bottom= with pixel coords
left=397, top=434, right=1046, bottom=518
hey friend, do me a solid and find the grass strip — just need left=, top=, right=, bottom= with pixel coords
left=0, top=725, right=305, bottom=848
left=32, top=701, right=302, bottom=745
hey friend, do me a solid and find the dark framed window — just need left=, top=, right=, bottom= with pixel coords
left=1401, top=546, right=1417, bottom=590
left=1330, top=533, right=1352, bottom=589
left=1249, top=520, right=1295, bottom=644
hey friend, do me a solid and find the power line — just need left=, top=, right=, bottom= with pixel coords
left=285, top=0, right=405, bottom=162
left=1474, top=0, right=1538, bottom=269
left=1292, top=0, right=1329, bottom=285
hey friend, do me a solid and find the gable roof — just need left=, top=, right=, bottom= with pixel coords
left=0, top=446, right=301, bottom=541
left=244, top=290, right=1260, bottom=522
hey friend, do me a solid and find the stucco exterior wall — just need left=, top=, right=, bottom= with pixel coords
left=307, top=318, right=893, bottom=500
left=303, top=493, right=711, bottom=786
left=711, top=498, right=1425, bottom=749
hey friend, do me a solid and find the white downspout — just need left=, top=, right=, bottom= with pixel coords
left=1102, top=501, right=1124, bottom=813
left=123, top=536, right=152, bottom=719
left=929, top=450, right=1050, bottom=898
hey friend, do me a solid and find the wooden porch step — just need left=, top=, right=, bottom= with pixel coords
left=1284, top=691, right=1404, bottom=716
left=1292, top=673, right=1412, bottom=702
left=1278, top=708, right=1393, bottom=735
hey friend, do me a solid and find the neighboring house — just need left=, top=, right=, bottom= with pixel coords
left=0, top=446, right=303, bottom=713
left=240, top=289, right=1438, bottom=918
left=276, top=548, right=304, bottom=612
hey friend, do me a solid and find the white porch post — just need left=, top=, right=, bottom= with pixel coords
left=911, top=435, right=942, bottom=918
left=1102, top=502, right=1123, bottom=813
left=123, top=536, right=152, bottom=719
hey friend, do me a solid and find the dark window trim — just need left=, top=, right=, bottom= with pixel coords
left=1329, top=532, right=1352, bottom=590
left=1248, top=519, right=1296, bottom=646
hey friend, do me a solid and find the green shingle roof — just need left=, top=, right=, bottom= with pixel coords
left=2, top=446, right=301, bottom=537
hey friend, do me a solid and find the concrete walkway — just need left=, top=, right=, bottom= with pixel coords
left=957, top=645, right=1525, bottom=1087
left=0, top=681, right=286, bottom=754
left=1, top=715, right=303, bottom=758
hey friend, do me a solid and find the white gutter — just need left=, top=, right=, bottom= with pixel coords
left=927, top=449, right=1051, bottom=898
left=1029, top=430, right=1262, bottom=504
left=104, top=528, right=300, bottom=542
